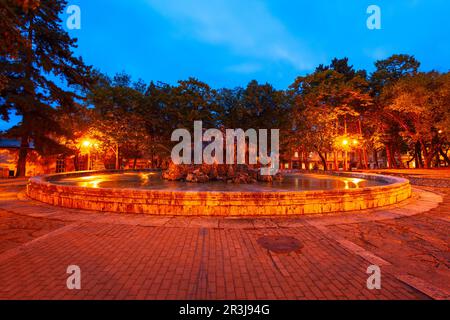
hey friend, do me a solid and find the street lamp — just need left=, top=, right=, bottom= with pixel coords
left=342, top=139, right=349, bottom=171
left=340, top=137, right=359, bottom=171
left=81, top=140, right=92, bottom=170
left=336, top=136, right=362, bottom=171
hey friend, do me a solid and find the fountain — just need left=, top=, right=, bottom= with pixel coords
left=26, top=167, right=411, bottom=216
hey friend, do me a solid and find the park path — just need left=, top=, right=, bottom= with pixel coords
left=0, top=179, right=448, bottom=300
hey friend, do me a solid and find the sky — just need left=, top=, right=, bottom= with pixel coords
left=1, top=0, right=449, bottom=130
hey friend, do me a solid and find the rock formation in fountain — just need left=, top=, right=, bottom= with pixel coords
left=162, top=163, right=282, bottom=184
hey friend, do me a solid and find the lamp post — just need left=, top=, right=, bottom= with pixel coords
left=107, top=142, right=120, bottom=170
left=352, top=139, right=359, bottom=171
left=342, top=139, right=349, bottom=171
left=82, top=140, right=92, bottom=170
left=339, top=137, right=359, bottom=171
left=115, top=142, right=119, bottom=170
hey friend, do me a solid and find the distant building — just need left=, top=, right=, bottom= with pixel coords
left=281, top=149, right=388, bottom=171
left=0, top=138, right=151, bottom=177
left=0, top=138, right=76, bottom=177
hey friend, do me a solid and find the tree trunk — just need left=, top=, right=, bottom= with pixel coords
left=390, top=145, right=399, bottom=168
left=434, top=153, right=440, bottom=168
left=439, top=148, right=450, bottom=166
left=394, top=151, right=404, bottom=169
left=373, top=149, right=379, bottom=169
left=333, top=151, right=338, bottom=171
left=424, top=148, right=438, bottom=169
left=150, top=149, right=154, bottom=169
left=418, top=140, right=433, bottom=169
left=16, top=135, right=29, bottom=177
left=317, top=151, right=327, bottom=171
left=423, top=150, right=431, bottom=169
left=74, top=153, right=79, bottom=171
left=115, top=143, right=119, bottom=170
left=424, top=157, right=431, bottom=169
left=415, top=142, right=424, bottom=168
left=386, top=145, right=393, bottom=169
left=414, top=145, right=421, bottom=168
left=357, top=119, right=368, bottom=169
left=358, top=149, right=363, bottom=169
left=362, top=148, right=369, bottom=169
left=16, top=18, right=34, bottom=178
left=303, top=151, right=309, bottom=170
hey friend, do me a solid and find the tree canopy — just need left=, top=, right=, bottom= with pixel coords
left=0, top=2, right=449, bottom=173
left=0, top=0, right=92, bottom=176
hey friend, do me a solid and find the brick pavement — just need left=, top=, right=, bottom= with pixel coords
left=0, top=179, right=448, bottom=300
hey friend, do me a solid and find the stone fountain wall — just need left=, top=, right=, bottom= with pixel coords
left=26, top=170, right=412, bottom=216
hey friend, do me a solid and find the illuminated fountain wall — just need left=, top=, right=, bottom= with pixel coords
left=26, top=170, right=412, bottom=216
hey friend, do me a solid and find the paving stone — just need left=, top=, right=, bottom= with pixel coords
left=0, top=180, right=447, bottom=299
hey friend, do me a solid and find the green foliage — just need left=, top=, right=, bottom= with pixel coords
left=1, top=2, right=448, bottom=176
left=289, top=58, right=372, bottom=167
left=0, top=0, right=92, bottom=176
left=364, top=54, right=422, bottom=168
left=370, top=54, right=420, bottom=96
left=383, top=72, right=450, bottom=167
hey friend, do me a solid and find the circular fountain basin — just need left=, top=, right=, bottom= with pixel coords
left=26, top=170, right=411, bottom=216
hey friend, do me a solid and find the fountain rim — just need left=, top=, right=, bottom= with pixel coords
left=26, top=169, right=412, bottom=216
left=28, top=169, right=410, bottom=196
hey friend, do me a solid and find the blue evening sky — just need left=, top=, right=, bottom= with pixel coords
left=1, top=0, right=449, bottom=130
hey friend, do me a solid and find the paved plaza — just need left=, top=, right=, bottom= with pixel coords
left=0, top=174, right=448, bottom=300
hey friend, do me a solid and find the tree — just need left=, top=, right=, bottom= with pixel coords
left=289, top=58, right=372, bottom=170
left=215, top=81, right=291, bottom=162
left=383, top=72, right=450, bottom=168
left=216, top=87, right=246, bottom=129
left=0, top=0, right=92, bottom=176
left=368, top=54, right=421, bottom=168
left=371, top=54, right=420, bottom=95
left=87, top=72, right=150, bottom=169
left=0, top=0, right=40, bottom=105
left=140, top=81, right=176, bottom=163
left=242, top=80, right=291, bottom=130
left=169, top=77, right=219, bottom=129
